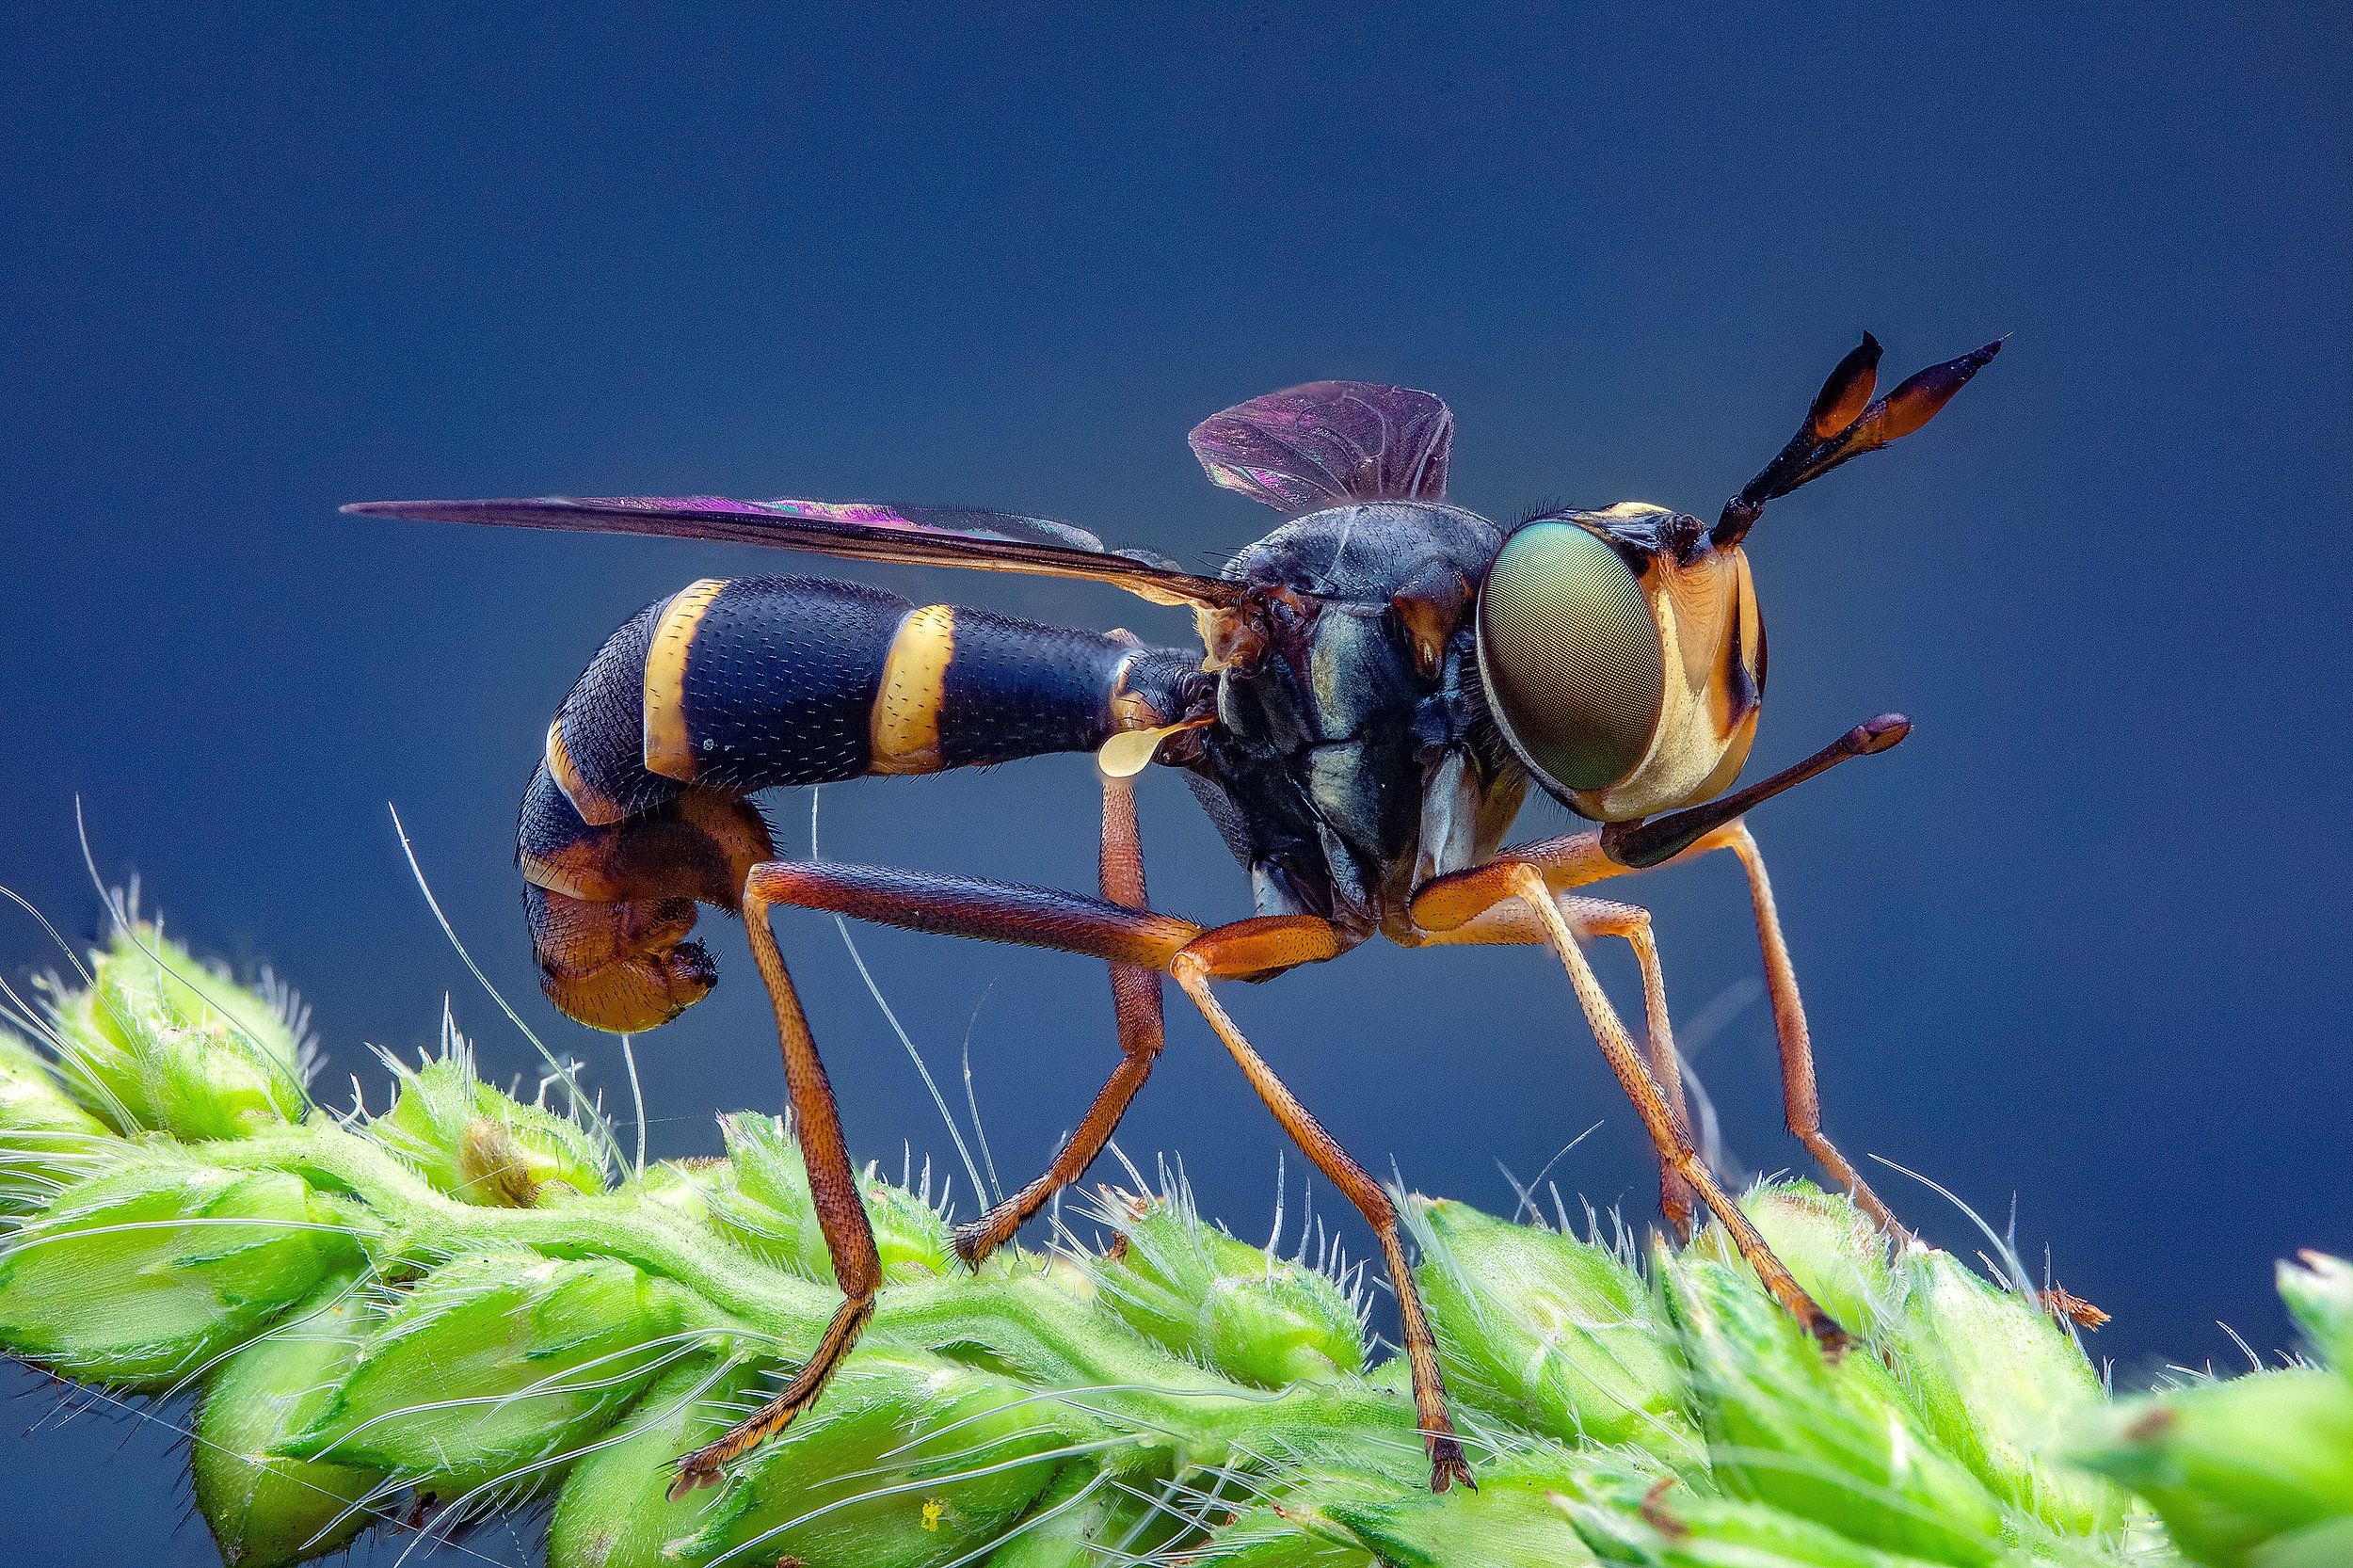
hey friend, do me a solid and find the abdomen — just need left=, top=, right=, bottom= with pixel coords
left=518, top=574, right=1200, bottom=1032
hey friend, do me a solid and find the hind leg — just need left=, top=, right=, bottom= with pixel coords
left=664, top=861, right=1471, bottom=1494
left=668, top=863, right=881, bottom=1496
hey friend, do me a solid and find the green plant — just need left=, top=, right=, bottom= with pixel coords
left=1, top=921, right=2345, bottom=1566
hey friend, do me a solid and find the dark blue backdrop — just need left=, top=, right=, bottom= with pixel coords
left=3, top=7, right=2347, bottom=1562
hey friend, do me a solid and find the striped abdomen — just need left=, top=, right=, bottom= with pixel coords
left=518, top=575, right=1202, bottom=1032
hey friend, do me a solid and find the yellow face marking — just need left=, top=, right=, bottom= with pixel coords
left=1567, top=538, right=1754, bottom=822
left=546, top=715, right=627, bottom=826
left=870, top=603, right=955, bottom=775
left=643, top=578, right=728, bottom=782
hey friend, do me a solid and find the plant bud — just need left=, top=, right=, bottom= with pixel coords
left=2067, top=1368, right=2353, bottom=1568
left=1413, top=1198, right=1688, bottom=1450
left=548, top=1353, right=764, bottom=1568
left=1091, top=1190, right=1366, bottom=1388
left=1561, top=1469, right=1956, bottom=1568
left=0, top=1029, right=109, bottom=1213
left=1890, top=1248, right=2122, bottom=1536
left=193, top=1272, right=384, bottom=1568
left=1221, top=1449, right=1675, bottom=1568
left=670, top=1350, right=1091, bottom=1568
left=614, top=1155, right=730, bottom=1225
left=0, top=1151, right=356, bottom=1387
left=374, top=1053, right=606, bottom=1204
left=1315, top=1453, right=1609, bottom=1568
left=711, top=1112, right=952, bottom=1280
left=2279, top=1251, right=2353, bottom=1375
left=980, top=1465, right=1180, bottom=1568
left=1717, top=1180, right=1901, bottom=1336
left=49, top=929, right=307, bottom=1141
left=280, top=1249, right=690, bottom=1495
left=1661, top=1254, right=2007, bottom=1565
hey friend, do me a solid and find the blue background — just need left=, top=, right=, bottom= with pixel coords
left=3, top=7, right=2347, bottom=1562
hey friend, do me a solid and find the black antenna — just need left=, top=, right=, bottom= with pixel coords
left=1714, top=335, right=2004, bottom=550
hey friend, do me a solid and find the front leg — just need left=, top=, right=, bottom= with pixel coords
left=1705, top=821, right=1897, bottom=1231
left=1413, top=716, right=1909, bottom=1233
left=1417, top=858, right=1847, bottom=1352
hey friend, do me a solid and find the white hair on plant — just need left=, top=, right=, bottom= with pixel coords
left=0, top=887, right=2341, bottom=1567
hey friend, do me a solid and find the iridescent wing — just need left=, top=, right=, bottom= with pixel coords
left=1188, top=381, right=1453, bottom=512
left=343, top=494, right=1243, bottom=608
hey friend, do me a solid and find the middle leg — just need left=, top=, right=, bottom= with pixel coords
left=1171, top=918, right=1475, bottom=1491
left=952, top=773, right=1167, bottom=1265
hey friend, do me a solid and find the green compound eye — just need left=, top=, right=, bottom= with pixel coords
left=1476, top=521, right=1665, bottom=793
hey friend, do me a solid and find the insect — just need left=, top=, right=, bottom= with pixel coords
left=348, top=332, right=1999, bottom=1496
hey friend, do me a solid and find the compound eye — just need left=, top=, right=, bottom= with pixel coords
left=1476, top=521, right=1665, bottom=793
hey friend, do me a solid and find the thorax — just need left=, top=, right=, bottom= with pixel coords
left=1182, top=503, right=1528, bottom=944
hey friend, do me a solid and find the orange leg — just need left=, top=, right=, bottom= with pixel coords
left=1707, top=822, right=1897, bottom=1231
left=670, top=863, right=881, bottom=1497
left=952, top=774, right=1166, bottom=1265
left=670, top=860, right=1470, bottom=1493
left=1412, top=855, right=1846, bottom=1352
left=1411, top=719, right=1909, bottom=1235
left=1405, top=890, right=1696, bottom=1238
left=1172, top=917, right=1474, bottom=1491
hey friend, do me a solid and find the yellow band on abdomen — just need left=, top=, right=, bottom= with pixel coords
left=643, top=578, right=728, bottom=781
left=545, top=714, right=626, bottom=825
left=870, top=603, right=955, bottom=775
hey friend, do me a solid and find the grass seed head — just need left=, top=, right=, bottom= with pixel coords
left=1718, top=1180, right=1901, bottom=1335
left=672, top=1351, right=1100, bottom=1568
left=1414, top=1195, right=1689, bottom=1451
left=48, top=928, right=307, bottom=1141
left=0, top=1028, right=108, bottom=1213
left=1558, top=1468, right=1958, bottom=1567
left=0, top=1150, right=355, bottom=1387
left=2278, top=1251, right=2353, bottom=1378
left=712, top=1112, right=954, bottom=1282
left=1090, top=1188, right=1369, bottom=1387
left=277, top=1249, right=691, bottom=1493
left=1890, top=1247, right=2124, bottom=1537
left=191, top=1271, right=383, bottom=1568
left=2, top=908, right=2348, bottom=1568
left=375, top=1048, right=608, bottom=1204
left=1660, top=1251, right=2009, bottom=1565
left=2067, top=1368, right=2353, bottom=1567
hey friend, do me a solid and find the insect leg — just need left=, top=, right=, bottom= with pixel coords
left=952, top=772, right=1167, bottom=1266
left=669, top=861, right=881, bottom=1499
left=1702, top=822, right=1896, bottom=1231
left=651, top=861, right=1468, bottom=1492
left=1560, top=898, right=1695, bottom=1240
left=1424, top=861, right=1846, bottom=1352
left=1171, top=920, right=1474, bottom=1493
left=1412, top=715, right=1911, bottom=1231
left=1402, top=895, right=1695, bottom=1240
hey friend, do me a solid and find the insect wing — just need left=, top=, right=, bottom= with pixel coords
left=344, top=494, right=1241, bottom=608
left=1188, top=380, right=1453, bottom=511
